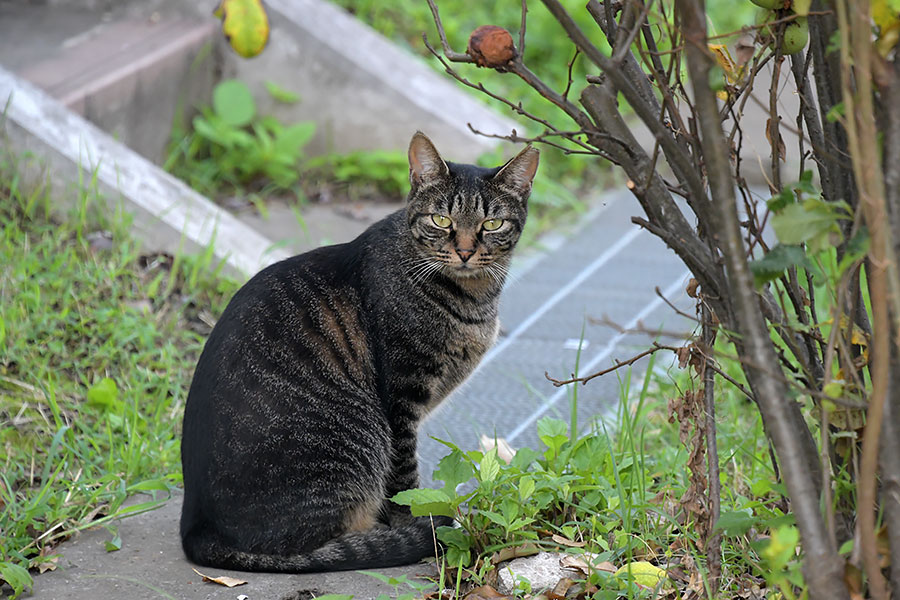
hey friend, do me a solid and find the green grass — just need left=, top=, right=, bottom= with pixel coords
left=0, top=152, right=239, bottom=597
left=396, top=351, right=792, bottom=598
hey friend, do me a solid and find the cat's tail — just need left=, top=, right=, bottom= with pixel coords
left=182, top=515, right=452, bottom=573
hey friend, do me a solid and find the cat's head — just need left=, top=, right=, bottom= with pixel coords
left=404, top=132, right=539, bottom=281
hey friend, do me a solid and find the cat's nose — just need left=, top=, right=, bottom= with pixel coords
left=456, top=248, right=475, bottom=262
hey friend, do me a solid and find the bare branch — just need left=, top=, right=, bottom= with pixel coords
left=424, top=0, right=473, bottom=63
left=676, top=0, right=846, bottom=596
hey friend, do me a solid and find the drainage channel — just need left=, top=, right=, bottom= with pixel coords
left=418, top=190, right=694, bottom=481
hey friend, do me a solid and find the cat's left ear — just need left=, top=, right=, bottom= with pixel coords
left=494, top=145, right=540, bottom=194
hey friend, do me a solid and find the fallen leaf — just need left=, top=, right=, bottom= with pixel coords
left=558, top=554, right=616, bottom=575
left=491, top=542, right=540, bottom=564
left=34, top=552, right=59, bottom=574
left=192, top=567, right=248, bottom=588
left=548, top=577, right=576, bottom=599
left=551, top=534, right=585, bottom=548
left=464, top=585, right=514, bottom=599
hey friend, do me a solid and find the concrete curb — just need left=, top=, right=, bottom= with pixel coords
left=1, top=65, right=289, bottom=278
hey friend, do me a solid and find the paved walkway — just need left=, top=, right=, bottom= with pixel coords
left=26, top=188, right=694, bottom=600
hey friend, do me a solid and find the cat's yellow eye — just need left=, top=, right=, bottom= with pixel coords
left=431, top=214, right=452, bottom=228
left=482, top=218, right=504, bottom=231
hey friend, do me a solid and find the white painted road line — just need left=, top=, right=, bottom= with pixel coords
left=505, top=272, right=690, bottom=443
left=477, top=226, right=644, bottom=371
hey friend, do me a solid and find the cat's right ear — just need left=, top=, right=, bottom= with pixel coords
left=408, top=132, right=449, bottom=186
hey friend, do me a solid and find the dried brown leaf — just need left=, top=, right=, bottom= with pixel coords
left=551, top=534, right=585, bottom=548
left=843, top=561, right=864, bottom=600
left=765, top=118, right=786, bottom=162
left=547, top=577, right=576, bottom=599
left=464, top=585, right=514, bottom=599
left=36, top=555, right=59, bottom=574
left=192, top=567, right=248, bottom=588
left=490, top=542, right=540, bottom=564
left=686, top=278, right=700, bottom=298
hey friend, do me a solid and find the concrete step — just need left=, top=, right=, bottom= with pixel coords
left=2, top=3, right=216, bottom=164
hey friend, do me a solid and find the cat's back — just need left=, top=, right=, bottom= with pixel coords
left=185, top=213, right=406, bottom=416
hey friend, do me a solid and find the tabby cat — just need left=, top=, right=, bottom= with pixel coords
left=180, top=132, right=539, bottom=573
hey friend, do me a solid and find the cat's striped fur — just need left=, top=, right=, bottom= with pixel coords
left=180, top=132, right=539, bottom=572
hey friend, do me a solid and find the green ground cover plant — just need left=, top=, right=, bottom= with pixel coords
left=0, top=152, right=239, bottom=597
left=391, top=355, right=798, bottom=599
left=165, top=78, right=316, bottom=199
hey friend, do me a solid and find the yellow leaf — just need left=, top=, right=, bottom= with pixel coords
left=708, top=44, right=744, bottom=85
left=615, top=561, right=667, bottom=588
left=877, top=23, right=900, bottom=57
left=873, top=0, right=900, bottom=30
left=823, top=380, right=844, bottom=401
left=192, top=568, right=248, bottom=588
left=214, top=0, right=270, bottom=58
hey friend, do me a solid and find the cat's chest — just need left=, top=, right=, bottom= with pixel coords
left=423, top=317, right=500, bottom=408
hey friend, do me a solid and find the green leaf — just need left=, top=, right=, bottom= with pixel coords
left=749, top=244, right=808, bottom=286
left=519, top=475, right=535, bottom=500
left=771, top=200, right=845, bottom=250
left=714, top=509, right=756, bottom=536
left=837, top=226, right=870, bottom=273
left=481, top=509, right=509, bottom=528
left=479, top=449, right=501, bottom=483
left=105, top=529, right=122, bottom=552
left=0, top=561, right=33, bottom=598
left=794, top=170, right=817, bottom=195
left=509, top=446, right=540, bottom=470
left=390, top=488, right=454, bottom=517
left=767, top=188, right=795, bottom=212
left=273, top=122, right=316, bottom=158
left=87, top=377, right=118, bottom=409
left=437, top=526, right=472, bottom=550
left=433, top=449, right=475, bottom=495
left=264, top=81, right=301, bottom=104
left=760, top=525, right=800, bottom=570
left=537, top=417, right=569, bottom=454
left=215, top=0, right=270, bottom=58
left=825, top=101, right=845, bottom=123
left=212, top=79, right=256, bottom=127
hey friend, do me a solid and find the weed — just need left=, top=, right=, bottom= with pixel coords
left=388, top=350, right=798, bottom=598
left=165, top=78, right=315, bottom=199
left=0, top=151, right=238, bottom=597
